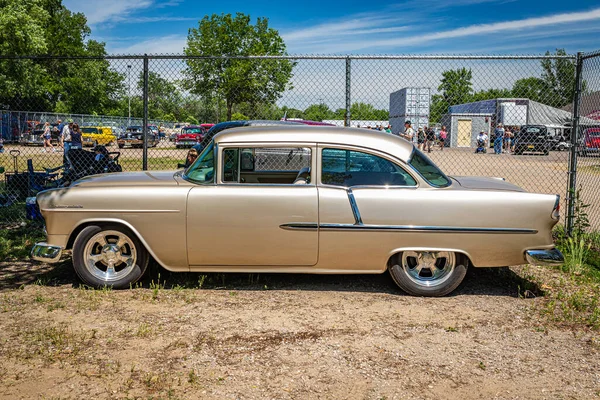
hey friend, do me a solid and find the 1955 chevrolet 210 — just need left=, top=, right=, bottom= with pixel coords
left=31, top=126, right=564, bottom=296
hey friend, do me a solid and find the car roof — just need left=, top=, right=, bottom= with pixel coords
left=214, top=126, right=414, bottom=162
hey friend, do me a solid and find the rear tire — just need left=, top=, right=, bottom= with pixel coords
left=389, top=251, right=468, bottom=297
left=72, top=225, right=149, bottom=289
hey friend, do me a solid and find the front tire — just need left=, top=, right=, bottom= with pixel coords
left=389, top=251, right=468, bottom=297
left=72, top=225, right=149, bottom=289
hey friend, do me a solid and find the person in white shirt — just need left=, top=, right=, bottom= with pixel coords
left=400, top=121, right=414, bottom=142
left=476, top=131, right=489, bottom=153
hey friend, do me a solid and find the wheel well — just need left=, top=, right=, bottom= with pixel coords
left=66, top=221, right=136, bottom=250
left=386, top=251, right=472, bottom=270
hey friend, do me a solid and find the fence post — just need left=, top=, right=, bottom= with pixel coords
left=566, top=52, right=584, bottom=236
left=142, top=54, right=149, bottom=171
left=345, top=57, right=351, bottom=127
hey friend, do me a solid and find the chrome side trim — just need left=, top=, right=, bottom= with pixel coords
left=319, top=224, right=538, bottom=234
left=279, top=223, right=537, bottom=234
left=525, top=248, right=564, bottom=266
left=31, top=242, right=63, bottom=263
left=279, top=223, right=319, bottom=231
left=346, top=188, right=363, bottom=225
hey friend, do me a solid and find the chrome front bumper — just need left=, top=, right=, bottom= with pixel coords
left=31, top=242, right=63, bottom=263
left=525, top=248, right=564, bottom=266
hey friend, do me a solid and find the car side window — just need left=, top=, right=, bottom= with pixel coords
left=321, top=148, right=416, bottom=187
left=221, top=147, right=312, bottom=184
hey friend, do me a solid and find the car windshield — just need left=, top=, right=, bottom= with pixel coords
left=409, top=148, right=451, bottom=187
left=81, top=128, right=98, bottom=133
left=127, top=127, right=142, bottom=133
left=184, top=142, right=215, bottom=184
left=183, top=128, right=203, bottom=134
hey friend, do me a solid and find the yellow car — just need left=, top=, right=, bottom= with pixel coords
left=81, top=126, right=115, bottom=147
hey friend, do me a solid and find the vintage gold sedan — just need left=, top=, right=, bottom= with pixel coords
left=31, top=126, right=563, bottom=296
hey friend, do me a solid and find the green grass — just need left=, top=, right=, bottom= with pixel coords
left=0, top=224, right=45, bottom=261
left=537, top=226, right=600, bottom=329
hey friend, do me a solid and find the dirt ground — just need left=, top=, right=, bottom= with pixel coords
left=0, top=260, right=598, bottom=399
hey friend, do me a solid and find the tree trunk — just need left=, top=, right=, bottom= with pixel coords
left=227, top=100, right=233, bottom=121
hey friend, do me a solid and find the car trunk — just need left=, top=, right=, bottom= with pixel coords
left=450, top=176, right=525, bottom=192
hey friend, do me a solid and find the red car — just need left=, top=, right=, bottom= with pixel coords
left=579, top=127, right=600, bottom=156
left=176, top=125, right=206, bottom=148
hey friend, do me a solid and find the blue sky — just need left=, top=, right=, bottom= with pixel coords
left=63, top=0, right=600, bottom=55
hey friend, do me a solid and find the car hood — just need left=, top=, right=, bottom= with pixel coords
left=450, top=176, right=525, bottom=192
left=72, top=171, right=179, bottom=187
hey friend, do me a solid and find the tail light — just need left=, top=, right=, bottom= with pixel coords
left=552, top=195, right=560, bottom=220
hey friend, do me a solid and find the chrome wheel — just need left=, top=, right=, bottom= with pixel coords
left=82, top=230, right=137, bottom=282
left=401, top=251, right=456, bottom=288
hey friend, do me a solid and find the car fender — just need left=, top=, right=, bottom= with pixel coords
left=69, top=217, right=189, bottom=272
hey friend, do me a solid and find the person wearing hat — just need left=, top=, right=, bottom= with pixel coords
left=400, top=120, right=414, bottom=142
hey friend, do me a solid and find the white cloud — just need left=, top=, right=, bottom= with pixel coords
left=109, top=34, right=187, bottom=54
left=63, top=0, right=182, bottom=25
left=284, top=7, right=600, bottom=54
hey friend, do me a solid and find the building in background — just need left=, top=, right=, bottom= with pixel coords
left=389, top=87, right=431, bottom=136
left=442, top=98, right=581, bottom=148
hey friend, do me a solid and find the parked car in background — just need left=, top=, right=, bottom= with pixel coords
left=33, top=126, right=563, bottom=296
left=175, top=125, right=206, bottom=148
left=169, top=122, right=190, bottom=141
left=21, top=123, right=60, bottom=146
left=81, top=126, right=115, bottom=147
left=117, top=126, right=159, bottom=148
left=578, top=127, right=600, bottom=156
left=514, top=125, right=550, bottom=155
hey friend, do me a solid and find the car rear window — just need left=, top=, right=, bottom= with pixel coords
left=408, top=149, right=451, bottom=187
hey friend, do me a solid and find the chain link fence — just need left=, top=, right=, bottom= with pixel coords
left=0, top=53, right=598, bottom=230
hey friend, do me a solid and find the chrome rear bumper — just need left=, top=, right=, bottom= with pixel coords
left=525, top=248, right=564, bottom=266
left=31, top=242, right=63, bottom=263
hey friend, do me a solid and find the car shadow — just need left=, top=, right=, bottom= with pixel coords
left=0, top=259, right=544, bottom=299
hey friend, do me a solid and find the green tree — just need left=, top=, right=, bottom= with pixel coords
left=350, top=102, right=387, bottom=120
left=471, top=88, right=513, bottom=102
left=137, top=71, right=182, bottom=119
left=303, top=103, right=333, bottom=121
left=184, top=13, right=294, bottom=121
left=438, top=68, right=473, bottom=105
left=512, top=77, right=547, bottom=103
left=0, top=0, right=49, bottom=110
left=281, top=106, right=304, bottom=119
left=541, top=49, right=580, bottom=107
left=0, top=0, right=124, bottom=114
left=429, top=94, right=448, bottom=124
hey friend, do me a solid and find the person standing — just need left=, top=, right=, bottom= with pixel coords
left=426, top=126, right=436, bottom=153
left=417, top=127, right=425, bottom=150
left=494, top=123, right=504, bottom=154
left=60, top=120, right=74, bottom=163
left=385, top=125, right=392, bottom=133
left=400, top=121, right=414, bottom=142
left=42, top=122, right=55, bottom=153
left=503, top=126, right=512, bottom=153
left=70, top=123, right=83, bottom=150
left=439, top=126, right=447, bottom=151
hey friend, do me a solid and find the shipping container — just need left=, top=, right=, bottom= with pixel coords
left=389, top=87, right=431, bottom=135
